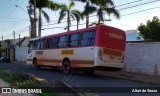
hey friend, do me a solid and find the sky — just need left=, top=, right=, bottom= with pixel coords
left=0, top=0, right=160, bottom=40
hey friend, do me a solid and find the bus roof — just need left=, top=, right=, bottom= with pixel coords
left=30, top=37, right=41, bottom=41
left=42, top=25, right=125, bottom=38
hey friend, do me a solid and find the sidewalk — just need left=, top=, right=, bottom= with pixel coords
left=95, top=70, right=160, bottom=85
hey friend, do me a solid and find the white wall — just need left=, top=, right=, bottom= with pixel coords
left=15, top=46, right=28, bottom=61
left=125, top=42, right=160, bottom=76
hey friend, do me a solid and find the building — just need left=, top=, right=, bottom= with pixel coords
left=126, top=30, right=144, bottom=42
left=0, top=37, right=30, bottom=61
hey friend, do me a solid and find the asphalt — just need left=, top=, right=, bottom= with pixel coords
left=10, top=61, right=160, bottom=85
left=0, top=62, right=160, bottom=96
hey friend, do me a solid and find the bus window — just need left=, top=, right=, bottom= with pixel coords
left=40, top=38, right=48, bottom=49
left=28, top=41, right=33, bottom=49
left=58, top=35, right=68, bottom=48
left=80, top=30, right=96, bottom=46
left=49, top=37, right=57, bottom=48
left=33, top=40, right=40, bottom=49
left=68, top=33, right=80, bottom=47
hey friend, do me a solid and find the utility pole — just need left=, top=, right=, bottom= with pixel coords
left=1, top=36, right=3, bottom=48
left=2, top=36, right=3, bottom=42
left=13, top=31, right=15, bottom=47
left=33, top=0, right=37, bottom=37
left=19, top=34, right=20, bottom=47
left=13, top=31, right=16, bottom=61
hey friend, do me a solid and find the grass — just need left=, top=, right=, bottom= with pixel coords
left=0, top=68, right=91, bottom=96
left=0, top=68, right=62, bottom=96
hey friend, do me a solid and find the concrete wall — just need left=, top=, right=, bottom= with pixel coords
left=125, top=42, right=160, bottom=76
left=15, top=46, right=28, bottom=61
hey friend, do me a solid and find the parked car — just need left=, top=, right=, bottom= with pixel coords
left=0, top=56, right=10, bottom=63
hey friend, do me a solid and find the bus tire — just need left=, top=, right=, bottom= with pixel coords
left=62, top=60, right=72, bottom=75
left=83, top=68, right=95, bottom=75
left=33, top=59, right=40, bottom=69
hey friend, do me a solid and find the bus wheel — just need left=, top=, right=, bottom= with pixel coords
left=62, top=61, right=72, bottom=75
left=83, top=68, right=95, bottom=75
left=33, top=59, right=40, bottom=69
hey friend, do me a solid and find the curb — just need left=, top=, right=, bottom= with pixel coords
left=95, top=70, right=160, bottom=85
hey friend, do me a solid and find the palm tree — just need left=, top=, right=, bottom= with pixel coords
left=73, top=0, right=96, bottom=28
left=93, top=0, right=120, bottom=25
left=74, top=0, right=120, bottom=26
left=29, top=0, right=61, bottom=37
left=58, top=2, right=81, bottom=31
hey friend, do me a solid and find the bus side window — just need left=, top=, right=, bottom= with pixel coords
left=33, top=40, right=40, bottom=49
left=49, top=37, right=57, bottom=48
left=58, top=35, right=68, bottom=48
left=28, top=41, right=33, bottom=49
left=69, top=33, right=80, bottom=47
left=80, top=30, right=96, bottom=46
left=89, top=30, right=96, bottom=46
left=40, top=38, right=48, bottom=49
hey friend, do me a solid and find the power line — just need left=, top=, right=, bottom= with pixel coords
left=121, top=5, right=160, bottom=17
left=1, top=26, right=29, bottom=38
left=0, top=20, right=28, bottom=23
left=115, top=0, right=143, bottom=7
left=43, top=0, right=160, bottom=27
left=0, top=0, right=12, bottom=12
left=42, top=0, right=144, bottom=24
left=15, top=26, right=29, bottom=33
left=3, top=0, right=160, bottom=38
left=0, top=0, right=17, bottom=18
left=42, top=5, right=160, bottom=30
left=119, top=0, right=160, bottom=11
left=19, top=0, right=26, bottom=5
left=0, top=16, right=29, bottom=21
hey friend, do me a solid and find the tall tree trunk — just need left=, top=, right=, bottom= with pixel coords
left=98, top=7, right=101, bottom=25
left=33, top=0, right=37, bottom=37
left=86, top=15, right=89, bottom=28
left=77, top=21, right=79, bottom=30
left=67, top=11, right=70, bottom=31
left=38, top=8, right=42, bottom=37
left=98, top=15, right=101, bottom=25
left=28, top=14, right=34, bottom=38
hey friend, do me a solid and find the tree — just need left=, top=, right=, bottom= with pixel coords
left=73, top=0, right=97, bottom=28
left=58, top=1, right=81, bottom=31
left=27, top=4, right=36, bottom=38
left=29, top=0, right=61, bottom=37
left=93, top=0, right=120, bottom=25
left=138, top=16, right=160, bottom=41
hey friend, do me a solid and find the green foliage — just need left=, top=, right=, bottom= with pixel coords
left=0, top=69, right=59, bottom=96
left=0, top=71, right=39, bottom=87
left=74, top=0, right=120, bottom=26
left=138, top=16, right=160, bottom=41
left=58, top=1, right=81, bottom=31
left=29, top=0, right=62, bottom=36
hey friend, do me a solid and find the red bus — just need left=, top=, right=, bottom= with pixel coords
left=27, top=25, right=126, bottom=74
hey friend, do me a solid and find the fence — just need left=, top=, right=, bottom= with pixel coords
left=124, top=42, right=160, bottom=76
left=15, top=46, right=28, bottom=61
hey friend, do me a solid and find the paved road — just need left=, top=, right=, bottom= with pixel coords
left=0, top=63, right=160, bottom=96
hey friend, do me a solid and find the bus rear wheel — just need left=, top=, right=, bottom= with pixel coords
left=33, top=59, right=40, bottom=69
left=62, top=61, right=72, bottom=75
